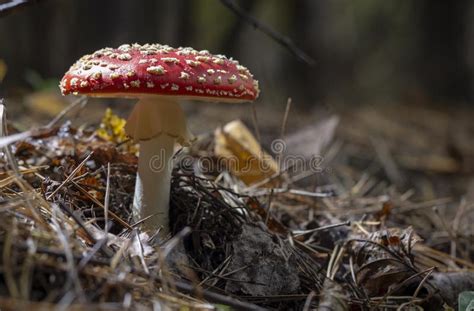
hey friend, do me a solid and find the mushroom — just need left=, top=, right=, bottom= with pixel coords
left=60, top=43, right=259, bottom=235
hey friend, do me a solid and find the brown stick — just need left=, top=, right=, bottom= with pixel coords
left=219, top=0, right=316, bottom=65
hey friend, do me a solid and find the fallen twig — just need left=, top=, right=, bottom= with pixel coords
left=219, top=0, right=316, bottom=65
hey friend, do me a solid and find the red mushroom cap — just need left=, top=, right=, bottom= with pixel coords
left=60, top=43, right=259, bottom=102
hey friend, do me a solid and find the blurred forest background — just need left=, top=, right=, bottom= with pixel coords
left=2, top=0, right=474, bottom=108
left=1, top=0, right=474, bottom=198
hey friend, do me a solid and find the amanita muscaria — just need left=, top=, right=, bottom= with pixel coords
left=60, top=43, right=259, bottom=235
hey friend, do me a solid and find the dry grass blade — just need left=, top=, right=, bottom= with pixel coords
left=46, top=96, right=88, bottom=128
left=71, top=181, right=132, bottom=230
left=104, top=162, right=111, bottom=233
left=293, top=221, right=350, bottom=237
left=46, top=152, right=93, bottom=200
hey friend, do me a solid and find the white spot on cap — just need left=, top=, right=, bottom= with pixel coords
left=138, top=59, right=148, bottom=64
left=196, top=56, right=210, bottom=62
left=179, top=72, right=190, bottom=80
left=109, top=64, right=119, bottom=70
left=118, top=44, right=131, bottom=51
left=126, top=71, right=136, bottom=77
left=207, top=69, right=215, bottom=75
left=186, top=86, right=193, bottom=91
left=70, top=78, right=79, bottom=87
left=123, top=83, right=130, bottom=89
left=197, top=76, right=206, bottom=84
left=253, top=80, right=259, bottom=91
left=91, top=72, right=102, bottom=80
left=142, top=50, right=157, bottom=55
left=160, top=83, right=169, bottom=89
left=228, top=75, right=237, bottom=84
left=146, top=81, right=155, bottom=88
left=186, top=60, right=200, bottom=67
left=239, top=74, right=249, bottom=80
left=147, top=65, right=166, bottom=75
left=161, top=57, right=180, bottom=64
left=214, top=76, right=222, bottom=85
left=80, top=81, right=89, bottom=88
left=171, top=84, right=179, bottom=91
left=237, top=65, right=248, bottom=73
left=213, top=58, right=225, bottom=65
left=130, top=80, right=140, bottom=88
left=118, top=53, right=132, bottom=61
left=110, top=73, right=120, bottom=79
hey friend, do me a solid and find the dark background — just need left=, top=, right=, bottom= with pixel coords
left=1, top=0, right=474, bottom=143
left=2, top=1, right=474, bottom=104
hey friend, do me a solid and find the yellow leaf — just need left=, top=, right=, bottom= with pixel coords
left=96, top=108, right=128, bottom=144
left=95, top=108, right=138, bottom=154
left=214, top=120, right=279, bottom=186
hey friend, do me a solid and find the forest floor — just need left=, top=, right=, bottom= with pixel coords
left=0, top=96, right=473, bottom=310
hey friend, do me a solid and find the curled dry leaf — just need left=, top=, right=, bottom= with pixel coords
left=349, top=227, right=423, bottom=296
left=284, top=115, right=339, bottom=160
left=214, top=120, right=279, bottom=186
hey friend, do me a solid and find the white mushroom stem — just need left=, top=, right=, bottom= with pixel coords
left=125, top=97, right=192, bottom=235
left=133, top=134, right=174, bottom=234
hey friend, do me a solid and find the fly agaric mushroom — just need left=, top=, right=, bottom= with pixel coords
left=60, top=43, right=259, bottom=235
